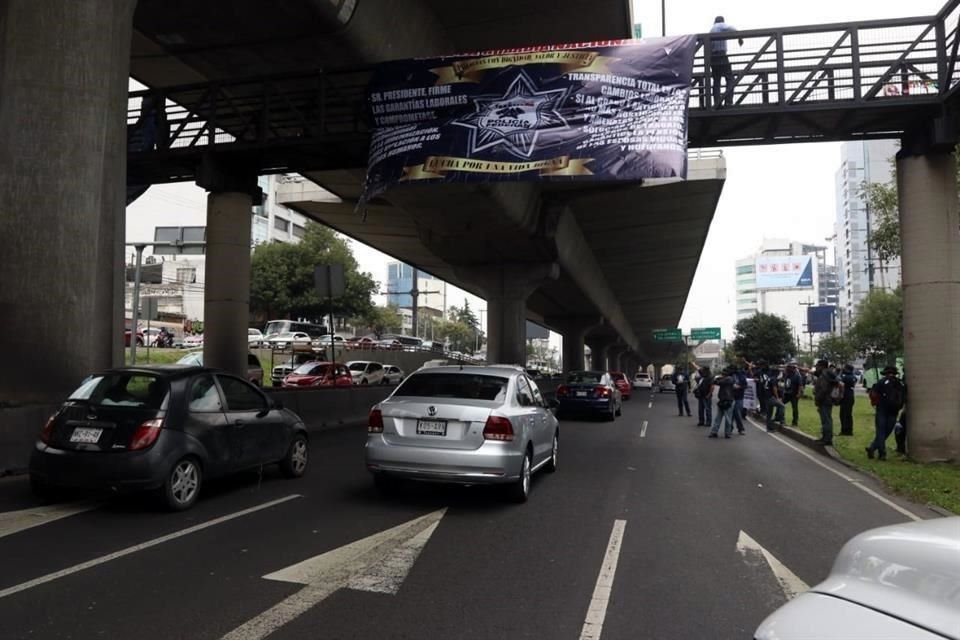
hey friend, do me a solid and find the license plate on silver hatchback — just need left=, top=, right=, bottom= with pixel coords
left=416, top=420, right=447, bottom=436
left=69, top=427, right=103, bottom=444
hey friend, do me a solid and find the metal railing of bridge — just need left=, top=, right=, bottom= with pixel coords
left=126, top=0, right=960, bottom=174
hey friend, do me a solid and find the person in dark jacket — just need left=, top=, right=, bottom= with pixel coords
left=674, top=368, right=692, bottom=417
left=708, top=366, right=737, bottom=438
left=731, top=362, right=747, bottom=435
left=867, top=366, right=905, bottom=461
left=782, top=362, right=803, bottom=427
left=839, top=364, right=858, bottom=436
left=692, top=364, right=713, bottom=427
left=764, top=365, right=784, bottom=432
left=812, top=359, right=836, bottom=445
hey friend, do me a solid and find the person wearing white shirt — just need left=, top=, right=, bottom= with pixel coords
left=709, top=16, right=743, bottom=107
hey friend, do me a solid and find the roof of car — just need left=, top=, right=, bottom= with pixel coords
left=414, top=365, right=520, bottom=377
left=101, top=364, right=210, bottom=379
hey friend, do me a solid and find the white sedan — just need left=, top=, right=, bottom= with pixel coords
left=632, top=373, right=653, bottom=389
left=248, top=328, right=264, bottom=346
left=382, top=365, right=405, bottom=385
left=755, top=517, right=960, bottom=640
left=266, top=332, right=312, bottom=349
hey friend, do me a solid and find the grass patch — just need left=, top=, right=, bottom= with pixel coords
left=124, top=348, right=192, bottom=366
left=789, top=395, right=959, bottom=515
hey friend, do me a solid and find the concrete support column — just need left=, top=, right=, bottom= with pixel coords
left=585, top=337, right=614, bottom=372
left=0, top=0, right=135, bottom=406
left=457, top=263, right=559, bottom=366
left=609, top=345, right=626, bottom=372
left=897, top=151, right=960, bottom=462
left=548, top=316, right=602, bottom=372
left=202, top=192, right=254, bottom=377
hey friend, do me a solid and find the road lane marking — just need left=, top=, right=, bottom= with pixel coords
left=223, top=508, right=446, bottom=640
left=0, top=501, right=100, bottom=540
left=640, top=421, right=648, bottom=438
left=579, top=519, right=626, bottom=640
left=746, top=416, right=921, bottom=522
left=737, top=530, right=809, bottom=600
left=0, top=494, right=302, bottom=600
left=647, top=401, right=653, bottom=409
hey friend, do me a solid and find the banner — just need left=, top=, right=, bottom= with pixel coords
left=742, top=378, right=758, bottom=411
left=755, top=256, right=814, bottom=290
left=360, top=35, right=698, bottom=205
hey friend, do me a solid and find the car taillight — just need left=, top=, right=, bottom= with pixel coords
left=483, top=415, right=514, bottom=441
left=40, top=414, right=56, bottom=444
left=368, top=408, right=384, bottom=433
left=595, top=386, right=610, bottom=398
left=130, top=418, right=163, bottom=450
left=556, top=385, right=568, bottom=397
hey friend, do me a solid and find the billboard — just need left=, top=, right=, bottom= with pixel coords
left=807, top=305, right=835, bottom=333
left=360, top=35, right=698, bottom=205
left=755, top=255, right=814, bottom=290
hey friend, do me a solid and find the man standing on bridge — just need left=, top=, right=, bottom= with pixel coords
left=709, top=16, right=743, bottom=107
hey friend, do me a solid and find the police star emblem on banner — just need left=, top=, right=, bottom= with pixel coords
left=453, top=71, right=569, bottom=159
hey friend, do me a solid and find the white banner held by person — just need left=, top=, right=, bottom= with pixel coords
left=742, top=378, right=758, bottom=410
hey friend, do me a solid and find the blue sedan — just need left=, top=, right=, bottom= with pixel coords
left=555, top=370, right=622, bottom=421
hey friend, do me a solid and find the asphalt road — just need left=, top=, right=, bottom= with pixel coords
left=0, top=390, right=934, bottom=640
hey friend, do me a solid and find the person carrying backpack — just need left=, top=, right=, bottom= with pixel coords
left=866, top=366, right=905, bottom=461
left=709, top=366, right=737, bottom=438
left=692, top=363, right=713, bottom=427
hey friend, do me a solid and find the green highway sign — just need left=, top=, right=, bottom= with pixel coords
left=653, top=328, right=683, bottom=342
left=690, top=327, right=722, bottom=340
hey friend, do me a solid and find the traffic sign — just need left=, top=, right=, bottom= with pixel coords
left=690, top=327, right=721, bottom=340
left=653, top=328, right=682, bottom=341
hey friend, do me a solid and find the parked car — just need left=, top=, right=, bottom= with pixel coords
left=755, top=517, right=960, bottom=640
left=345, top=336, right=377, bottom=350
left=382, top=365, right=405, bottom=385
left=609, top=371, right=632, bottom=400
left=141, top=327, right=163, bottom=347
left=177, top=352, right=264, bottom=387
left=248, top=328, right=264, bottom=347
left=364, top=364, right=559, bottom=502
left=376, top=338, right=403, bottom=350
left=270, top=353, right=317, bottom=386
left=266, top=331, right=312, bottom=350
left=555, top=370, right=622, bottom=421
left=633, top=372, right=653, bottom=389
left=281, top=361, right=352, bottom=387
left=346, top=360, right=385, bottom=385
left=28, top=366, right=309, bottom=510
left=658, top=374, right=676, bottom=393
left=183, top=334, right=204, bottom=348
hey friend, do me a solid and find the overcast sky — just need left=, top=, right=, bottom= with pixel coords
left=128, top=0, right=941, bottom=350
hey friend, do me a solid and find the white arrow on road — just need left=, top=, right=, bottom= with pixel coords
left=736, top=530, right=809, bottom=600
left=222, top=508, right=446, bottom=640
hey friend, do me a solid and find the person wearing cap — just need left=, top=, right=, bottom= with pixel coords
left=691, top=361, right=713, bottom=427
left=782, top=362, right=803, bottom=427
left=812, top=359, right=836, bottom=445
left=839, top=364, right=859, bottom=436
left=867, top=366, right=906, bottom=460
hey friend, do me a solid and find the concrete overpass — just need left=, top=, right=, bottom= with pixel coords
left=2, top=0, right=959, bottom=463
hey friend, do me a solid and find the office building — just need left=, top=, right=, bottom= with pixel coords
left=834, top=140, right=901, bottom=326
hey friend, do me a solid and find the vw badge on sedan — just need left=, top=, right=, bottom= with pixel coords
left=364, top=365, right=559, bottom=502
left=29, top=366, right=309, bottom=511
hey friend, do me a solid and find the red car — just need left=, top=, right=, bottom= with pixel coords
left=610, top=371, right=631, bottom=400
left=282, top=361, right=353, bottom=387
left=124, top=328, right=144, bottom=347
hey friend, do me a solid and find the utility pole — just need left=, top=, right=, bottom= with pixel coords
left=799, top=299, right=815, bottom=356
left=661, top=0, right=666, bottom=36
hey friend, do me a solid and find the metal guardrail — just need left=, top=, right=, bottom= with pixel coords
left=126, top=1, right=960, bottom=177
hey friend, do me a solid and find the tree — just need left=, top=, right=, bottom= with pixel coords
left=731, top=313, right=796, bottom=363
left=449, top=301, right=480, bottom=332
left=250, top=223, right=378, bottom=322
left=860, top=180, right=901, bottom=266
left=434, top=318, right=473, bottom=353
left=847, top=289, right=903, bottom=366
left=365, top=304, right=403, bottom=338
left=816, top=334, right=857, bottom=366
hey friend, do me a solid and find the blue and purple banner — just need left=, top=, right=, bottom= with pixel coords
left=360, top=35, right=698, bottom=205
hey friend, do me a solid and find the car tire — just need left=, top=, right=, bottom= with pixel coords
left=605, top=404, right=616, bottom=421
left=545, top=432, right=558, bottom=473
left=361, top=378, right=368, bottom=385
left=158, top=457, right=202, bottom=511
left=279, top=434, right=308, bottom=478
left=615, top=403, right=622, bottom=417
left=507, top=449, right=532, bottom=503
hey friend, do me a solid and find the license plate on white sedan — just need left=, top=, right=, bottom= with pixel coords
left=69, top=427, right=103, bottom=444
left=416, top=420, right=447, bottom=436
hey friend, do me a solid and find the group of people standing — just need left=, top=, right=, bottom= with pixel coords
left=671, top=358, right=907, bottom=460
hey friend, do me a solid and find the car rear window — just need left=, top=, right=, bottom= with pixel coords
left=393, top=373, right=508, bottom=401
left=293, top=363, right=330, bottom=376
left=68, top=373, right=169, bottom=409
left=566, top=372, right=602, bottom=384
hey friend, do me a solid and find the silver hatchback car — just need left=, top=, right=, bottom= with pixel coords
left=364, top=365, right=559, bottom=502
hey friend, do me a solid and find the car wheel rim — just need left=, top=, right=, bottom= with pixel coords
left=291, top=440, right=308, bottom=473
left=522, top=455, right=531, bottom=496
left=551, top=437, right=558, bottom=467
left=171, top=461, right=198, bottom=505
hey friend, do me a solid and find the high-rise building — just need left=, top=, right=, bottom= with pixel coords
left=735, top=239, right=825, bottom=345
left=385, top=262, right=442, bottom=309
left=834, top=140, right=901, bottom=326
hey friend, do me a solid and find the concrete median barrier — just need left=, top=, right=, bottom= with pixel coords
left=265, top=386, right=394, bottom=432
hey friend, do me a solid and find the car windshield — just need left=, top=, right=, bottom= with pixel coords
left=393, top=373, right=508, bottom=401
left=293, top=363, right=330, bottom=376
left=348, top=362, right=368, bottom=372
left=636, top=374, right=649, bottom=379
left=177, top=353, right=202, bottom=366
left=567, top=371, right=603, bottom=384
left=68, top=372, right=169, bottom=409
